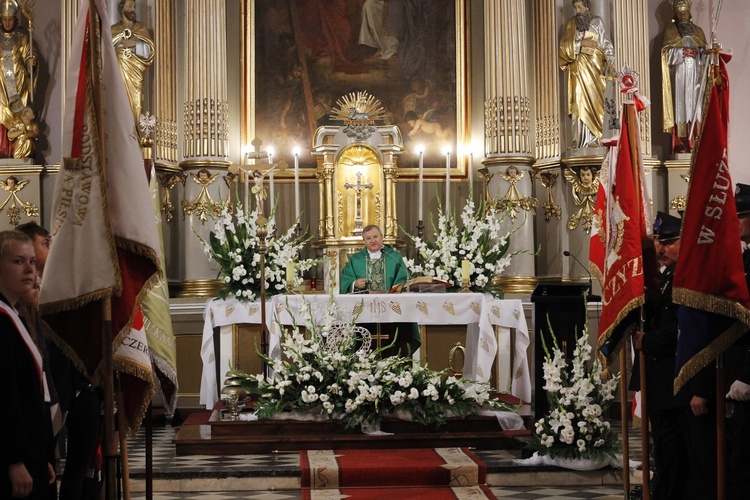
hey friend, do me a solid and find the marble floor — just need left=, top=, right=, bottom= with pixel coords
left=120, top=420, right=646, bottom=499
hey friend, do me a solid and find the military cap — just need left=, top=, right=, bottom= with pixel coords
left=654, top=211, right=682, bottom=242
left=736, top=183, right=750, bottom=217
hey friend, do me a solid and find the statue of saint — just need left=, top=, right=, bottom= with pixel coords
left=661, top=0, right=707, bottom=154
left=7, top=106, right=38, bottom=159
left=111, top=0, right=154, bottom=128
left=0, top=0, right=37, bottom=159
left=559, top=0, right=614, bottom=149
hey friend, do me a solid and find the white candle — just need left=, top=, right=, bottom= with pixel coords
left=293, top=148, right=301, bottom=221
left=444, top=147, right=451, bottom=210
left=269, top=170, right=275, bottom=209
left=468, top=151, right=474, bottom=190
left=244, top=170, right=249, bottom=214
left=417, top=147, right=424, bottom=221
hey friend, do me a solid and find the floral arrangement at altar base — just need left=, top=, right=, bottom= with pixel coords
left=523, top=323, right=621, bottom=467
left=200, top=202, right=318, bottom=301
left=232, top=296, right=519, bottom=430
left=404, top=197, right=527, bottom=295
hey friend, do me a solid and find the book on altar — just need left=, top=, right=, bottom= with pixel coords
left=389, top=276, right=453, bottom=293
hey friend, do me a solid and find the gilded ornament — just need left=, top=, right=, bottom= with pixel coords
left=352, top=301, right=364, bottom=317
left=495, top=166, right=538, bottom=222
left=480, top=337, right=490, bottom=353
left=159, top=171, right=186, bottom=223
left=182, top=168, right=224, bottom=223
left=564, top=166, right=600, bottom=233
left=389, top=301, right=402, bottom=315
left=443, top=301, right=455, bottom=316
left=534, top=170, right=562, bottom=221
left=0, top=175, right=38, bottom=225
left=470, top=301, right=481, bottom=315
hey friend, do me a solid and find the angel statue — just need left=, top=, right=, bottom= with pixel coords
left=495, top=166, right=537, bottom=222
left=564, top=165, right=599, bottom=232
left=0, top=175, right=39, bottom=225
left=181, top=168, right=223, bottom=223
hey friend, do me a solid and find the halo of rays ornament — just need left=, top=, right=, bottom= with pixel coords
left=330, top=91, right=387, bottom=141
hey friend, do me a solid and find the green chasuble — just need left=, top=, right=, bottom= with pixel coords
left=339, top=245, right=420, bottom=352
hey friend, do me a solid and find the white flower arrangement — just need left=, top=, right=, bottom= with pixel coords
left=405, top=197, right=525, bottom=294
left=528, top=324, right=621, bottom=460
left=201, top=203, right=318, bottom=301
left=232, top=295, right=518, bottom=429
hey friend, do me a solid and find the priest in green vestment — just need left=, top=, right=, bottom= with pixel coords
left=339, top=225, right=420, bottom=356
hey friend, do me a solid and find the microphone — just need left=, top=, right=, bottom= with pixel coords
left=563, top=250, right=600, bottom=302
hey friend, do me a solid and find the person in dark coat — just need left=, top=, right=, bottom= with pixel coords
left=0, top=230, right=55, bottom=499
left=725, top=183, right=750, bottom=499
left=633, top=212, right=690, bottom=500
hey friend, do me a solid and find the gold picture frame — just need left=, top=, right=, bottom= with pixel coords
left=240, top=0, right=470, bottom=180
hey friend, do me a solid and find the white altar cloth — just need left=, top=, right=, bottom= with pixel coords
left=199, top=293, right=530, bottom=409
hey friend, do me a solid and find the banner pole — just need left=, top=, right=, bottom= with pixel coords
left=619, top=346, right=630, bottom=496
left=102, top=297, right=118, bottom=500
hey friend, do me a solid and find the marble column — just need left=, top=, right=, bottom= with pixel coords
left=179, top=0, right=231, bottom=297
left=483, top=0, right=536, bottom=294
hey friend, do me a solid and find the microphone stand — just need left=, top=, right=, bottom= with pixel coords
left=563, top=250, right=600, bottom=302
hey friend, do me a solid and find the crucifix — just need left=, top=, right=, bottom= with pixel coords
left=344, top=171, right=373, bottom=236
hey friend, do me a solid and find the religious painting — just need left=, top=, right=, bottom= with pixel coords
left=245, top=0, right=468, bottom=178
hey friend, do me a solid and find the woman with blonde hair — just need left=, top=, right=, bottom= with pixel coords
left=0, top=230, right=55, bottom=499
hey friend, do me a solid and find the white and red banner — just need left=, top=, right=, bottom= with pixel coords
left=672, top=54, right=750, bottom=393
left=590, top=102, right=653, bottom=366
left=39, top=0, right=163, bottom=433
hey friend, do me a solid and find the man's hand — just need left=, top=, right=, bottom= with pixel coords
left=9, top=462, right=33, bottom=498
left=691, top=395, right=709, bottom=416
left=354, top=278, right=367, bottom=290
left=47, top=462, right=56, bottom=485
left=727, top=380, right=750, bottom=401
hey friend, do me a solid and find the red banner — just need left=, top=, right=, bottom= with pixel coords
left=594, top=105, right=650, bottom=365
left=673, top=55, right=750, bottom=392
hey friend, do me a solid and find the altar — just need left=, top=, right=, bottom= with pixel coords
left=199, top=292, right=531, bottom=409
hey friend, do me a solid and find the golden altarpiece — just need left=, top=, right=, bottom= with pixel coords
left=13, top=0, right=709, bottom=407
left=309, top=111, right=406, bottom=294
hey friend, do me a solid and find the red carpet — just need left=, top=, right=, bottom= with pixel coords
left=301, top=448, right=487, bottom=489
left=302, top=485, right=496, bottom=499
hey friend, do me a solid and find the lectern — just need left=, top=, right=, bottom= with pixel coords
left=530, top=283, right=592, bottom=418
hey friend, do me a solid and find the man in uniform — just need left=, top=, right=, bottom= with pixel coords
left=634, top=212, right=690, bottom=500
left=725, top=183, right=750, bottom=499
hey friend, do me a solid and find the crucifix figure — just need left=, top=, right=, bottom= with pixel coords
left=344, top=171, right=373, bottom=236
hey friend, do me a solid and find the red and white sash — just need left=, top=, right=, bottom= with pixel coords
left=0, top=301, right=50, bottom=402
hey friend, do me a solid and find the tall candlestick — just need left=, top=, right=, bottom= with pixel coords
left=461, top=258, right=470, bottom=283
left=417, top=147, right=424, bottom=221
left=444, top=147, right=451, bottom=210
left=293, top=148, right=300, bottom=221
left=268, top=147, right=275, bottom=223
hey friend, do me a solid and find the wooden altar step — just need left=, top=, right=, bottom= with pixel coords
left=173, top=409, right=531, bottom=455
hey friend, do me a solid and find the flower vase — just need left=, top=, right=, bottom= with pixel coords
left=549, top=455, right=611, bottom=471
